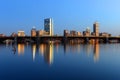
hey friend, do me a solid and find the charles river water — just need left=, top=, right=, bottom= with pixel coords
left=0, top=43, right=120, bottom=80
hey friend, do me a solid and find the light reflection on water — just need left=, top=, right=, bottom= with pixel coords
left=15, top=42, right=100, bottom=65
left=18, top=44, right=25, bottom=55
left=1, top=43, right=120, bottom=79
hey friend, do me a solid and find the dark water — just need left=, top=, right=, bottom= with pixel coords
left=0, top=43, right=120, bottom=80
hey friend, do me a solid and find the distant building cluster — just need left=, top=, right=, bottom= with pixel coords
left=0, top=18, right=112, bottom=37
left=83, top=27, right=91, bottom=36
left=99, top=32, right=111, bottom=37
left=64, top=22, right=111, bottom=37
left=10, top=18, right=54, bottom=37
left=64, top=30, right=82, bottom=36
left=31, top=18, right=54, bottom=37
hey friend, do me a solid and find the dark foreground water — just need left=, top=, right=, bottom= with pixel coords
left=0, top=43, right=120, bottom=80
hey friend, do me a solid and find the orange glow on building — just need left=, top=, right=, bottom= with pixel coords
left=18, top=31, right=25, bottom=37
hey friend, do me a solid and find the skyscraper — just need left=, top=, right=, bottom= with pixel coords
left=44, top=18, right=53, bottom=36
left=93, top=22, right=99, bottom=36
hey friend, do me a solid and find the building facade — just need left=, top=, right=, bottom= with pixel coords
left=70, top=30, right=77, bottom=36
left=18, top=31, right=25, bottom=37
left=83, top=27, right=91, bottom=36
left=31, top=27, right=37, bottom=37
left=77, top=32, right=82, bottom=36
left=44, top=18, right=53, bottom=36
left=37, top=30, right=49, bottom=36
left=99, top=32, right=111, bottom=37
left=93, top=22, right=99, bottom=36
left=64, top=30, right=69, bottom=36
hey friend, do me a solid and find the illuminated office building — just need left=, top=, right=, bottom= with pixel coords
left=77, top=32, right=82, bottom=36
left=37, top=30, right=49, bottom=36
left=18, top=30, right=25, bottom=37
left=93, top=22, right=99, bottom=36
left=44, top=18, right=53, bottom=36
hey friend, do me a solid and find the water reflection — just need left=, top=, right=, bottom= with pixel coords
left=18, top=44, right=25, bottom=55
left=15, top=41, right=100, bottom=64
left=63, top=43, right=81, bottom=54
left=54, top=43, right=59, bottom=53
left=86, top=44, right=92, bottom=56
left=44, top=43, right=54, bottom=65
left=31, top=44, right=36, bottom=61
left=39, top=43, right=46, bottom=56
left=12, top=45, right=16, bottom=54
left=31, top=43, right=54, bottom=65
left=94, top=42, right=100, bottom=62
left=1, top=42, right=120, bottom=79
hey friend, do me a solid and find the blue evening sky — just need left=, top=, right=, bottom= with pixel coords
left=0, top=0, right=120, bottom=36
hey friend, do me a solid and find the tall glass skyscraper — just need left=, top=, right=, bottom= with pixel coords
left=44, top=18, right=53, bottom=36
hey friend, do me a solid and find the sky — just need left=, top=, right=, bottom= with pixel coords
left=0, top=0, right=120, bottom=36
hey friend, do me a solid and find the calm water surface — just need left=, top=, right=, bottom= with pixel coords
left=0, top=43, right=120, bottom=80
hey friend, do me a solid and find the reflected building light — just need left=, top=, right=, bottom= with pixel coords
left=94, top=43, right=100, bottom=62
left=32, top=44, right=36, bottom=61
left=49, top=44, right=53, bottom=64
left=44, top=44, right=54, bottom=65
left=39, top=44, right=46, bottom=56
left=86, top=44, right=91, bottom=56
left=70, top=44, right=79, bottom=53
left=18, top=44, right=25, bottom=55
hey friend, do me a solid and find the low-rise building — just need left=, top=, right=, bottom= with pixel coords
left=18, top=31, right=25, bottom=37
left=70, top=30, right=77, bottom=36
left=31, top=27, right=37, bottom=37
left=83, top=31, right=90, bottom=36
left=64, top=30, right=69, bottom=36
left=99, top=32, right=111, bottom=37
left=37, top=30, right=49, bottom=36
left=77, top=32, right=82, bottom=36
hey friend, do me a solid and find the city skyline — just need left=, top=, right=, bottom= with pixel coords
left=1, top=1, right=120, bottom=80
left=0, top=0, right=120, bottom=35
left=0, top=19, right=114, bottom=37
